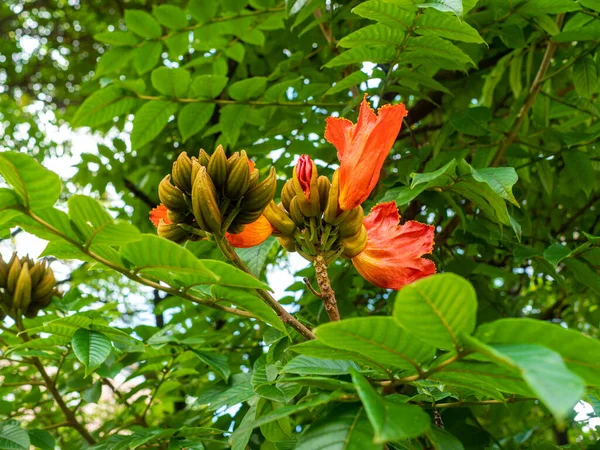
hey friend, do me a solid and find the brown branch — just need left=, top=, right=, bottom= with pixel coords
left=491, top=14, right=566, bottom=166
left=123, top=178, right=155, bottom=209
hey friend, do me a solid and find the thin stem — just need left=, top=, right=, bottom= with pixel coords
left=23, top=209, right=255, bottom=320
left=215, top=238, right=317, bottom=340
left=426, top=397, right=537, bottom=409
left=313, top=254, right=341, bottom=322
left=142, top=358, right=174, bottom=421
left=16, top=320, right=96, bottom=445
left=491, top=14, right=565, bottom=166
left=135, top=94, right=343, bottom=108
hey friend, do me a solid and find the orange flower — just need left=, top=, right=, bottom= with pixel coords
left=150, top=204, right=171, bottom=226
left=325, top=96, right=407, bottom=211
left=226, top=215, right=274, bottom=248
left=352, top=202, right=435, bottom=290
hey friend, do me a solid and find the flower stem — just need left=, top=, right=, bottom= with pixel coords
left=313, top=254, right=341, bottom=322
left=215, top=238, right=317, bottom=340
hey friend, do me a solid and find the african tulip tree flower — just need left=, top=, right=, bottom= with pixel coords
left=150, top=204, right=170, bottom=226
left=325, top=96, right=407, bottom=211
left=225, top=215, right=274, bottom=248
left=351, top=202, right=435, bottom=290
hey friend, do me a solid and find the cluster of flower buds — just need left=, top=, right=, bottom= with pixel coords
left=154, top=145, right=276, bottom=242
left=263, top=155, right=367, bottom=264
left=0, top=253, right=59, bottom=319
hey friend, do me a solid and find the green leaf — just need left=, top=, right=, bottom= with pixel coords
left=0, top=421, right=30, bottom=450
left=553, top=21, right=600, bottom=42
left=125, top=9, right=162, bottom=39
left=153, top=5, right=188, bottom=30
left=475, top=318, right=600, bottom=387
left=315, top=317, right=436, bottom=372
left=189, top=75, right=229, bottom=98
left=94, top=31, right=140, bottom=46
left=465, top=337, right=584, bottom=420
left=352, top=371, right=430, bottom=443
left=131, top=100, right=179, bottom=149
left=165, top=33, right=190, bottom=59
left=71, top=329, right=113, bottom=377
left=68, top=195, right=141, bottom=247
left=324, top=46, right=397, bottom=68
left=178, top=103, right=215, bottom=142
left=393, top=273, right=477, bottom=351
left=325, top=70, right=369, bottom=96
left=449, top=107, right=492, bottom=136
left=563, top=151, right=594, bottom=197
left=352, top=1, right=417, bottom=28
left=27, top=429, right=55, bottom=450
left=519, top=0, right=581, bottom=15
left=228, top=77, right=267, bottom=101
left=133, top=42, right=163, bottom=75
left=573, top=56, right=598, bottom=98
left=411, top=160, right=457, bottom=189
left=72, top=86, right=137, bottom=128
left=96, top=47, right=132, bottom=76
left=211, top=286, right=285, bottom=332
left=405, top=36, right=474, bottom=67
left=418, top=0, right=463, bottom=16
left=192, top=350, right=230, bottom=381
left=580, top=0, right=600, bottom=10
left=83, top=381, right=103, bottom=404
left=282, top=356, right=361, bottom=375
left=219, top=104, right=249, bottom=147
left=543, top=243, right=571, bottom=267
left=0, top=152, right=62, bottom=210
left=469, top=165, right=520, bottom=206
left=338, top=24, right=406, bottom=48
left=295, top=405, right=381, bottom=450
left=427, top=427, right=465, bottom=450
left=188, top=0, right=218, bottom=23
left=416, top=9, right=485, bottom=43
left=121, top=234, right=219, bottom=285
left=151, top=67, right=191, bottom=97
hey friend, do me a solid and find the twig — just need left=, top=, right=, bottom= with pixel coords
left=215, top=238, right=316, bottom=340
left=303, top=277, right=323, bottom=299
left=491, top=14, right=566, bottom=166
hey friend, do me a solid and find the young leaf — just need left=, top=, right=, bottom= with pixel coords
left=133, top=41, right=163, bottom=75
left=189, top=75, right=229, bottom=98
left=152, top=5, right=188, bottom=30
left=394, top=273, right=478, bottom=351
left=228, top=77, right=267, bottom=101
left=71, top=328, right=113, bottom=377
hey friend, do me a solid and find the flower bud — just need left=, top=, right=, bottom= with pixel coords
left=199, top=149, right=211, bottom=166
left=288, top=197, right=305, bottom=228
left=281, top=180, right=295, bottom=212
left=157, top=220, right=190, bottom=244
left=263, top=201, right=296, bottom=235
left=338, top=206, right=364, bottom=238
left=167, top=210, right=189, bottom=224
left=341, top=225, right=367, bottom=258
left=172, top=152, right=193, bottom=193
left=324, top=170, right=348, bottom=225
left=191, top=157, right=201, bottom=184
left=158, top=175, right=187, bottom=212
left=29, top=260, right=46, bottom=286
left=0, top=256, right=8, bottom=287
left=32, top=269, right=56, bottom=303
left=278, top=235, right=296, bottom=252
left=318, top=176, right=330, bottom=211
left=225, top=150, right=250, bottom=200
left=192, top=166, right=222, bottom=234
left=292, top=155, right=320, bottom=216
left=208, top=145, right=228, bottom=191
left=248, top=168, right=259, bottom=190
left=13, top=263, right=32, bottom=312
left=235, top=209, right=263, bottom=225
left=242, top=167, right=277, bottom=213
left=7, top=256, right=22, bottom=294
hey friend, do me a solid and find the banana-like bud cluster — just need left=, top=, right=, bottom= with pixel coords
left=264, top=155, right=366, bottom=264
left=0, top=253, right=59, bottom=320
left=158, top=146, right=277, bottom=241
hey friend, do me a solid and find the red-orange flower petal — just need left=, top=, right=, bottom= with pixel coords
left=351, top=202, right=435, bottom=290
left=226, top=215, right=274, bottom=248
left=324, top=96, right=407, bottom=211
left=150, top=204, right=171, bottom=227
